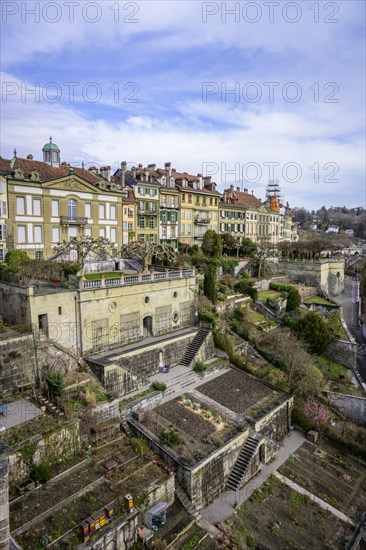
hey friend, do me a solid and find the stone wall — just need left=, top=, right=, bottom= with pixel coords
left=0, top=334, right=36, bottom=394
left=0, top=284, right=31, bottom=326
left=8, top=421, right=80, bottom=486
left=327, top=392, right=366, bottom=427
left=252, top=397, right=294, bottom=439
left=276, top=259, right=345, bottom=296
left=77, top=475, right=175, bottom=550
left=326, top=340, right=357, bottom=370
left=88, top=331, right=199, bottom=395
left=0, top=452, right=9, bottom=550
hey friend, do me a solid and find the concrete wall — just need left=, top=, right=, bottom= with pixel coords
left=325, top=340, right=357, bottom=370
left=0, top=334, right=36, bottom=393
left=327, top=392, right=366, bottom=427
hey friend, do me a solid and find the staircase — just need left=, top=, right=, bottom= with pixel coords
left=175, top=481, right=201, bottom=520
left=225, top=435, right=260, bottom=491
left=180, top=329, right=210, bottom=368
left=121, top=418, right=134, bottom=439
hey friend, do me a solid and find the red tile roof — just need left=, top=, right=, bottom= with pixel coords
left=0, top=156, right=103, bottom=186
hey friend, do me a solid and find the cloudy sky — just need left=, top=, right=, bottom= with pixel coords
left=1, top=0, right=365, bottom=209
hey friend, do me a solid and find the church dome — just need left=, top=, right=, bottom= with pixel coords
left=42, top=137, right=60, bottom=152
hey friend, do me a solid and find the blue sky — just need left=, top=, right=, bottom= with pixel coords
left=1, top=0, right=365, bottom=210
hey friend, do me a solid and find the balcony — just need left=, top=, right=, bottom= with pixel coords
left=138, top=209, right=158, bottom=216
left=60, top=216, right=88, bottom=225
left=194, top=217, right=209, bottom=225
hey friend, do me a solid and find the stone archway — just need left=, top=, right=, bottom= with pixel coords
left=143, top=316, right=153, bottom=338
left=259, top=443, right=266, bottom=464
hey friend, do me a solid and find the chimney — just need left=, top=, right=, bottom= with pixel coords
left=131, top=166, right=137, bottom=178
left=164, top=162, right=172, bottom=179
left=197, top=173, right=203, bottom=189
left=203, top=176, right=211, bottom=185
left=148, top=163, right=156, bottom=170
left=27, top=154, right=33, bottom=160
left=121, top=161, right=127, bottom=188
left=138, top=163, right=143, bottom=169
left=100, top=166, right=111, bottom=182
left=88, top=166, right=98, bottom=175
left=144, top=169, right=150, bottom=182
left=244, top=188, right=248, bottom=193
left=236, top=186, right=240, bottom=192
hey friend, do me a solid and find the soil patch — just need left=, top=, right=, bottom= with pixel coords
left=199, top=369, right=275, bottom=415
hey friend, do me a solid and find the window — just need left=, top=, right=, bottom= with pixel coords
left=128, top=208, right=133, bottom=218
left=210, top=197, right=213, bottom=205
left=85, top=228, right=92, bottom=237
left=161, top=211, right=167, bottom=223
left=214, top=212, right=218, bottom=221
left=181, top=224, right=184, bottom=235
left=139, top=217, right=145, bottom=229
left=99, top=228, right=105, bottom=238
left=34, top=225, right=42, bottom=243
left=110, top=205, right=116, bottom=219
left=85, top=203, right=91, bottom=218
left=52, top=227, right=60, bottom=243
left=0, top=180, right=5, bottom=193
left=128, top=223, right=133, bottom=231
left=99, top=204, right=105, bottom=219
left=33, top=198, right=41, bottom=216
left=181, top=209, right=185, bottom=220
left=68, top=199, right=76, bottom=220
left=0, top=224, right=7, bottom=240
left=188, top=195, right=192, bottom=204
left=149, top=234, right=154, bottom=242
left=0, top=201, right=7, bottom=217
left=149, top=217, right=154, bottom=229
left=58, top=307, right=62, bottom=315
left=16, top=196, right=25, bottom=215
left=51, top=200, right=59, bottom=217
left=17, top=225, right=26, bottom=243
left=170, top=196, right=176, bottom=207
left=187, top=210, right=192, bottom=220
left=171, top=213, right=176, bottom=223
left=110, top=228, right=116, bottom=242
left=182, top=194, right=185, bottom=203
left=35, top=251, right=43, bottom=260
left=122, top=221, right=127, bottom=231
left=161, top=195, right=167, bottom=206
left=187, top=224, right=192, bottom=234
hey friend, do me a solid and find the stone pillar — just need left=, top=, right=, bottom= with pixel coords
left=100, top=274, right=105, bottom=287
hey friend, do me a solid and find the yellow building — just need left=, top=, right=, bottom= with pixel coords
left=175, top=173, right=220, bottom=246
left=1, top=141, right=128, bottom=259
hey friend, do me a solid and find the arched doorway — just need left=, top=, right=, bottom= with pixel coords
left=259, top=443, right=266, bottom=464
left=143, top=316, right=153, bottom=338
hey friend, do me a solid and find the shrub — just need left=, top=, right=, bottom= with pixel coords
left=31, top=462, right=51, bottom=484
left=152, top=381, right=167, bottom=392
left=131, top=437, right=150, bottom=458
left=193, top=361, right=206, bottom=373
left=164, top=429, right=180, bottom=446
left=286, top=288, right=301, bottom=312
left=44, top=371, right=64, bottom=398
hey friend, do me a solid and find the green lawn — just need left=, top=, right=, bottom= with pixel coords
left=258, top=290, right=281, bottom=301
left=84, top=272, right=123, bottom=280
left=316, top=355, right=347, bottom=381
left=303, top=296, right=337, bottom=306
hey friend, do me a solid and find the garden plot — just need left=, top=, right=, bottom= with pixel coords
left=198, top=369, right=276, bottom=415
left=223, top=474, right=353, bottom=550
left=142, top=395, right=236, bottom=461
left=279, top=440, right=366, bottom=522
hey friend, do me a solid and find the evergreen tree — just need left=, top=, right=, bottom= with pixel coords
left=204, top=264, right=217, bottom=304
left=286, top=288, right=301, bottom=312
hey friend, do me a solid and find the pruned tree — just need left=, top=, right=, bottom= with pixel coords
left=51, top=236, right=118, bottom=275
left=202, top=230, right=222, bottom=259
left=258, top=328, right=324, bottom=397
left=252, top=238, right=276, bottom=278
left=121, top=241, right=176, bottom=272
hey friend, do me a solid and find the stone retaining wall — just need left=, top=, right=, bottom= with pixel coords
left=0, top=334, right=36, bottom=393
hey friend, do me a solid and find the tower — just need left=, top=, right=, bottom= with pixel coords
left=42, top=137, right=60, bottom=167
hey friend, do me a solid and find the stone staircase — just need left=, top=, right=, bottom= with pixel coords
left=225, top=435, right=260, bottom=491
left=121, top=418, right=134, bottom=439
left=175, top=481, right=201, bottom=520
left=180, top=329, right=211, bottom=368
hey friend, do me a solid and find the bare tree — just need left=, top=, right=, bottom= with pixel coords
left=51, top=236, right=117, bottom=275
left=121, top=241, right=176, bottom=272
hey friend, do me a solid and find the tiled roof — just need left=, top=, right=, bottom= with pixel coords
left=0, top=156, right=103, bottom=186
left=223, top=187, right=263, bottom=208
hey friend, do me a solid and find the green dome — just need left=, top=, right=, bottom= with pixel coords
left=42, top=137, right=60, bottom=151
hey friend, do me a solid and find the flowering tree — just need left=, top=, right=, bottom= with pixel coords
left=304, top=400, right=329, bottom=427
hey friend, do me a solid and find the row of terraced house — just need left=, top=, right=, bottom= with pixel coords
left=0, top=139, right=297, bottom=260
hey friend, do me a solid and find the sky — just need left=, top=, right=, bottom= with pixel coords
left=0, top=0, right=365, bottom=210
